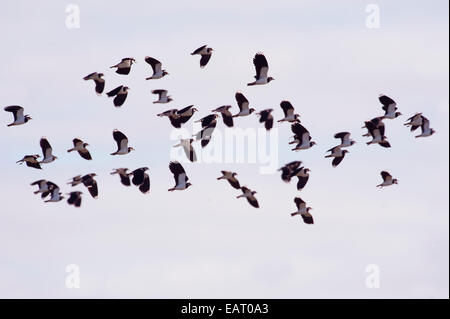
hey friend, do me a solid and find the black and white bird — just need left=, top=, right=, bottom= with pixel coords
left=377, top=171, right=398, bottom=188
left=40, top=138, right=58, bottom=164
left=173, top=139, right=197, bottom=162
left=67, top=138, right=92, bottom=160
left=193, top=115, right=218, bottom=148
left=17, top=155, right=41, bottom=169
left=233, top=92, right=255, bottom=117
left=131, top=167, right=150, bottom=194
left=4, top=105, right=32, bottom=127
left=110, top=168, right=131, bottom=186
left=325, top=146, right=349, bottom=167
left=291, top=123, right=316, bottom=150
left=247, top=53, right=274, bottom=86
left=191, top=45, right=213, bottom=68
left=404, top=113, right=423, bottom=132
left=145, top=56, right=169, bottom=80
left=31, top=179, right=50, bottom=198
left=217, top=171, right=240, bottom=189
left=236, top=186, right=259, bottom=208
left=83, top=72, right=105, bottom=95
left=278, top=101, right=300, bottom=123
left=67, top=191, right=82, bottom=207
left=168, top=161, right=192, bottom=191
left=44, top=182, right=64, bottom=203
left=256, top=108, right=274, bottom=130
left=415, top=116, right=436, bottom=138
left=278, top=161, right=302, bottom=183
left=212, top=105, right=234, bottom=127
left=68, top=173, right=98, bottom=198
left=106, top=86, right=129, bottom=107
left=363, top=117, right=391, bottom=148
left=334, top=132, right=356, bottom=148
left=291, top=197, right=313, bottom=224
left=158, top=105, right=198, bottom=128
left=291, top=166, right=310, bottom=191
left=379, top=94, right=402, bottom=119
left=111, top=130, right=134, bottom=155
left=110, top=57, right=136, bottom=75
left=151, top=89, right=172, bottom=104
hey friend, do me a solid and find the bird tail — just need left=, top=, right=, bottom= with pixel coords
left=145, top=77, right=152, bottom=80
left=247, top=82, right=256, bottom=86
left=291, top=212, right=299, bottom=217
left=325, top=155, right=332, bottom=158
left=277, top=119, right=284, bottom=123
left=33, top=190, right=39, bottom=194
left=7, top=123, right=14, bottom=127
left=67, top=148, right=75, bottom=153
left=168, top=187, right=175, bottom=192
left=217, top=176, right=224, bottom=180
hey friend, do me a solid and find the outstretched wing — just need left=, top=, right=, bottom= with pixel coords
left=280, top=101, right=294, bottom=117
left=145, top=56, right=162, bottom=73
left=253, top=53, right=268, bottom=80
left=235, top=92, right=249, bottom=112
left=113, top=130, right=128, bottom=151
left=106, top=86, right=123, bottom=97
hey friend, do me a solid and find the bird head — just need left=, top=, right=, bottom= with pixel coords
left=163, top=70, right=169, bottom=76
left=350, top=140, right=356, bottom=146
left=128, top=147, right=135, bottom=152
left=430, top=129, right=436, bottom=135
left=167, top=97, right=173, bottom=102
left=186, top=182, right=193, bottom=188
left=307, top=207, right=313, bottom=212
left=311, top=141, right=317, bottom=146
left=249, top=108, right=256, bottom=114
left=98, top=73, right=104, bottom=77
left=232, top=172, right=238, bottom=177
left=124, top=86, right=130, bottom=92
left=395, top=112, right=402, bottom=118
left=304, top=168, right=311, bottom=174
left=267, top=77, right=275, bottom=82
left=393, top=179, right=399, bottom=184
left=207, top=48, right=214, bottom=53
left=142, top=167, right=149, bottom=171
left=192, top=108, right=198, bottom=113
left=83, top=143, right=89, bottom=147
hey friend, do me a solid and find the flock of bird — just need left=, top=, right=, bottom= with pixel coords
left=4, top=44, right=436, bottom=224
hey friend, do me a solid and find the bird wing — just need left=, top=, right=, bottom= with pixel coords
left=334, top=132, right=350, bottom=143
left=145, top=56, right=162, bottom=73
left=4, top=105, right=24, bottom=120
left=264, top=115, right=273, bottom=131
left=296, top=175, right=309, bottom=190
left=246, top=195, right=259, bottom=208
left=152, top=89, right=167, bottom=98
left=200, top=54, right=212, bottom=68
left=379, top=95, right=396, bottom=108
left=78, top=149, right=92, bottom=160
left=291, top=123, right=308, bottom=137
left=253, top=53, right=269, bottom=79
left=132, top=168, right=145, bottom=185
left=94, top=79, right=105, bottom=94
left=182, top=142, right=197, bottom=162
left=106, top=86, right=123, bottom=97
left=139, top=174, right=150, bottom=194
left=380, top=171, right=392, bottom=181
left=235, top=92, right=249, bottom=112
left=332, top=154, right=345, bottom=167
left=421, top=117, right=430, bottom=132
left=177, top=105, right=194, bottom=116
left=87, top=181, right=98, bottom=198
left=169, top=162, right=186, bottom=185
left=113, top=130, right=128, bottom=151
left=280, top=101, right=294, bottom=117
left=301, top=213, right=314, bottom=224
left=222, top=113, right=234, bottom=127
left=40, top=138, right=53, bottom=158
left=192, top=45, right=207, bottom=55
left=73, top=138, right=83, bottom=147
left=294, top=197, right=306, bottom=210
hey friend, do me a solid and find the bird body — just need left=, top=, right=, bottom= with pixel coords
left=151, top=89, right=172, bottom=103
left=44, top=182, right=64, bottom=202
left=17, top=155, right=41, bottom=169
left=110, top=57, right=135, bottom=75
left=291, top=123, right=316, bottom=150
left=67, top=191, right=82, bottom=207
left=39, top=138, right=57, bottom=164
left=334, top=132, right=355, bottom=148
left=4, top=105, right=32, bottom=127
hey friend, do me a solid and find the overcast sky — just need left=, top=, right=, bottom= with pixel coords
left=0, top=0, right=448, bottom=298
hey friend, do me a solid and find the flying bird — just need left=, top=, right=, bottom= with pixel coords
left=111, top=130, right=134, bottom=155
left=110, top=57, right=135, bottom=75
left=363, top=117, right=391, bottom=148
left=67, top=138, right=92, bottom=160
left=212, top=105, right=234, bottom=127
left=404, top=113, right=423, bottom=132
left=131, top=167, right=150, bottom=194
left=83, top=72, right=105, bottom=95
left=256, top=108, right=274, bottom=130
left=145, top=56, right=169, bottom=80
left=68, top=173, right=98, bottom=198
left=236, top=186, right=259, bottom=208
left=291, top=166, right=310, bottom=191
left=247, top=53, right=274, bottom=86
left=158, top=105, right=198, bottom=128
left=17, top=155, right=41, bottom=169
left=110, top=168, right=131, bottom=186
left=67, top=191, right=82, bottom=207
left=233, top=92, right=255, bottom=117
left=291, top=197, right=313, bottom=224
left=415, top=116, right=436, bottom=138
left=217, top=171, right=240, bottom=189
left=377, top=171, right=398, bottom=188
left=278, top=101, right=300, bottom=123
left=44, top=182, right=64, bottom=203
left=334, top=132, right=356, bottom=148
left=325, top=146, right=349, bottom=167
left=194, top=120, right=217, bottom=148
left=379, top=94, right=402, bottom=119
left=191, top=45, right=213, bottom=68
left=291, top=123, right=316, bottom=150
left=168, top=161, right=192, bottom=191
left=4, top=105, right=32, bottom=127
left=39, top=138, right=58, bottom=164
left=173, top=139, right=197, bottom=162
left=278, top=161, right=302, bottom=183
left=106, top=86, right=129, bottom=108
left=31, top=180, right=50, bottom=198
left=151, top=89, right=172, bottom=104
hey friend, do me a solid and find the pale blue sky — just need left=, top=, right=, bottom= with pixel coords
left=0, top=0, right=448, bottom=298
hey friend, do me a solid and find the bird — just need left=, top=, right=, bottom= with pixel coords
left=379, top=94, right=402, bottom=119
left=217, top=171, right=240, bottom=189
left=233, top=92, right=255, bottom=117
left=291, top=166, right=310, bottom=191
left=110, top=168, right=131, bottom=186
left=325, top=146, right=349, bottom=167
left=212, top=105, right=234, bottom=127
left=363, top=117, right=391, bottom=148
left=39, top=138, right=58, bottom=164
left=31, top=179, right=50, bottom=198
left=145, top=56, right=169, bottom=80
left=236, top=186, right=259, bottom=208
left=110, top=57, right=136, bottom=75
left=67, top=191, right=82, bottom=207
left=110, top=130, right=134, bottom=155
left=247, top=53, right=274, bottom=86
left=334, top=132, right=356, bottom=148
left=106, top=86, right=129, bottom=108
left=291, top=123, right=316, bottom=150
left=131, top=167, right=150, bottom=194
left=278, top=101, right=300, bottom=123
left=67, top=138, right=92, bottom=160
left=291, top=197, right=313, bottom=224
left=415, top=116, right=436, bottom=138
left=17, top=155, right=41, bottom=169
left=195, top=114, right=219, bottom=128
left=377, top=171, right=398, bottom=188
left=83, top=72, right=105, bottom=95
left=168, top=161, right=192, bottom=191
left=191, top=45, right=213, bottom=68
left=173, top=139, right=197, bottom=162
left=404, top=113, right=423, bottom=131
left=68, top=173, right=98, bottom=198
left=158, top=105, right=198, bottom=128
left=278, top=161, right=302, bottom=182
left=256, top=108, right=274, bottom=130
left=44, top=182, right=64, bottom=203
left=151, top=89, right=172, bottom=104
left=194, top=121, right=217, bottom=148
left=4, top=105, right=32, bottom=127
